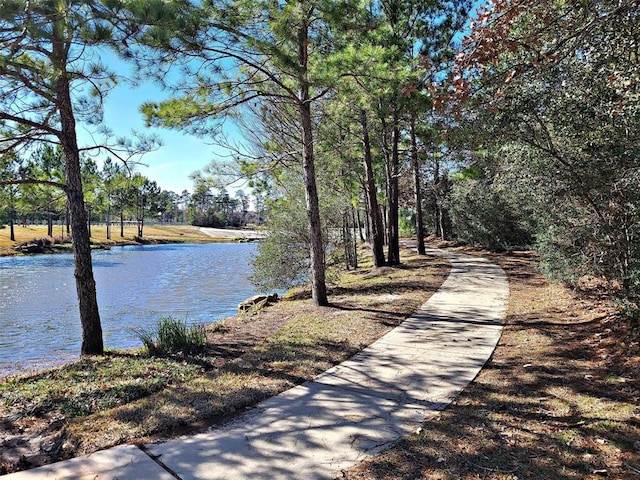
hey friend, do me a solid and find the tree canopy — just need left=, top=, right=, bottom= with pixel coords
left=1, top=0, right=637, bottom=359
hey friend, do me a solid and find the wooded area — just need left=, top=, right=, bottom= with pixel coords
left=1, top=0, right=638, bottom=355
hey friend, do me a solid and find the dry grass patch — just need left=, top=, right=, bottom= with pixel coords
left=343, top=247, right=640, bottom=480
left=0, top=245, right=449, bottom=474
left=0, top=224, right=217, bottom=255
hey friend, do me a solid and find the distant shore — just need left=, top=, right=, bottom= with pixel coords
left=198, top=227, right=265, bottom=240
left=0, top=224, right=264, bottom=256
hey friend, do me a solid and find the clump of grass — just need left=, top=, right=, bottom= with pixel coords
left=133, top=316, right=206, bottom=357
left=209, top=320, right=228, bottom=333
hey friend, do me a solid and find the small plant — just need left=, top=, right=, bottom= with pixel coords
left=209, top=320, right=228, bottom=333
left=133, top=316, right=206, bottom=357
left=619, top=297, right=640, bottom=326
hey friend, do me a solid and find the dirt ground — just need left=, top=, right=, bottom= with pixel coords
left=342, top=246, right=640, bottom=480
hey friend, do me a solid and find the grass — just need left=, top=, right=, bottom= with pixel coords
left=0, top=244, right=450, bottom=474
left=132, top=316, right=206, bottom=356
left=0, top=356, right=204, bottom=419
left=0, top=224, right=224, bottom=255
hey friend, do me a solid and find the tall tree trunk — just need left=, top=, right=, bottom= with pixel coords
left=360, top=110, right=386, bottom=267
left=8, top=189, right=15, bottom=241
left=87, top=206, right=92, bottom=238
left=9, top=203, right=15, bottom=242
left=47, top=210, right=53, bottom=237
left=350, top=205, right=359, bottom=268
left=137, top=195, right=144, bottom=237
left=410, top=116, right=426, bottom=255
left=356, top=208, right=365, bottom=242
left=106, top=206, right=111, bottom=240
left=56, top=70, right=103, bottom=356
left=386, top=113, right=401, bottom=265
left=298, top=20, right=328, bottom=306
left=433, top=154, right=442, bottom=238
left=362, top=189, right=371, bottom=243
left=342, top=210, right=352, bottom=269
left=381, top=204, right=388, bottom=245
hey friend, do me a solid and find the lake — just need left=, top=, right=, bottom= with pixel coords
left=0, top=242, right=260, bottom=377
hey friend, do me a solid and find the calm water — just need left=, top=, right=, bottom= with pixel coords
left=0, top=242, right=260, bottom=377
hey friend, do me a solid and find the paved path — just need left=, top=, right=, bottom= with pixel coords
left=6, top=248, right=509, bottom=480
left=198, top=227, right=265, bottom=240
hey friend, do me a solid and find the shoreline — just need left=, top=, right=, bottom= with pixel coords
left=0, top=225, right=264, bottom=257
left=0, top=237, right=263, bottom=379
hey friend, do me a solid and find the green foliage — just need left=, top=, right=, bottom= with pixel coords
left=447, top=177, right=536, bottom=250
left=535, top=226, right=583, bottom=283
left=399, top=207, right=416, bottom=237
left=250, top=196, right=311, bottom=291
left=457, top=0, right=640, bottom=289
left=133, top=316, right=206, bottom=357
left=451, top=165, right=482, bottom=182
left=618, top=298, right=640, bottom=327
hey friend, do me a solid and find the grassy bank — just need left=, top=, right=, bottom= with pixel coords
left=0, top=224, right=233, bottom=256
left=0, top=245, right=450, bottom=474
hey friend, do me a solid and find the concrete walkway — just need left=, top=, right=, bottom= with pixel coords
left=6, top=248, right=509, bottom=480
left=198, top=227, right=265, bottom=240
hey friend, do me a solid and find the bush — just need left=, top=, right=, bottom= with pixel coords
left=446, top=178, right=537, bottom=250
left=250, top=196, right=312, bottom=291
left=399, top=207, right=416, bottom=237
left=133, top=316, right=206, bottom=357
left=619, top=297, right=640, bottom=326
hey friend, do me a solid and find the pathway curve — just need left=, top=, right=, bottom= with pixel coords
left=6, top=248, right=509, bottom=480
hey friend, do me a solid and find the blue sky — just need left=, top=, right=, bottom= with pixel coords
left=74, top=48, right=238, bottom=195
left=83, top=79, right=219, bottom=195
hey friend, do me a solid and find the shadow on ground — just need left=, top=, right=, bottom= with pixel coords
left=342, top=252, right=640, bottom=480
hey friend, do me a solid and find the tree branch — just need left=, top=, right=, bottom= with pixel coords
left=0, top=178, right=68, bottom=191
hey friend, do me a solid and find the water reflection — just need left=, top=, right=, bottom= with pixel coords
left=0, top=243, right=259, bottom=377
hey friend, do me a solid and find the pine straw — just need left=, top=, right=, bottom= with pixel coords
left=342, top=247, right=640, bottom=480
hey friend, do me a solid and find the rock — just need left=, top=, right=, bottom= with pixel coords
left=14, top=242, right=45, bottom=254
left=238, top=293, right=279, bottom=313
left=23, top=454, right=50, bottom=468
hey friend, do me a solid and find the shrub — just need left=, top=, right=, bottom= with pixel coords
left=133, top=316, right=206, bottom=357
left=446, top=178, right=537, bottom=250
left=250, top=196, right=312, bottom=291
left=399, top=207, right=416, bottom=237
left=618, top=297, right=640, bottom=327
